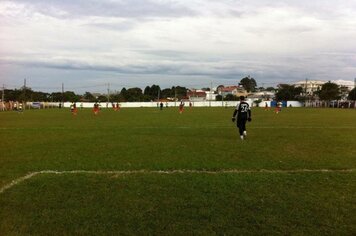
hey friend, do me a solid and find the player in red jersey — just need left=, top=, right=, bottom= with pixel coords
left=70, top=102, right=78, bottom=116
left=93, top=102, right=99, bottom=115
left=179, top=101, right=184, bottom=114
left=275, top=101, right=282, bottom=114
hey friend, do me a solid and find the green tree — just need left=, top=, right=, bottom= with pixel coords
left=161, top=88, right=173, bottom=99
left=225, top=94, right=238, bottom=101
left=4, top=89, right=22, bottom=101
left=172, top=86, right=187, bottom=100
left=97, top=95, right=108, bottom=102
left=348, top=88, right=356, bottom=100
left=118, top=88, right=128, bottom=102
left=63, top=91, right=80, bottom=102
left=317, top=82, right=340, bottom=101
left=125, top=87, right=143, bottom=102
left=17, top=87, right=34, bottom=101
left=239, top=76, right=257, bottom=92
left=110, top=92, right=121, bottom=102
left=32, top=91, right=50, bottom=101
left=143, top=86, right=151, bottom=96
left=49, top=92, right=63, bottom=102
left=151, top=85, right=161, bottom=99
left=275, top=84, right=303, bottom=101
left=83, top=92, right=96, bottom=101
left=216, top=94, right=223, bottom=101
left=143, top=85, right=161, bottom=101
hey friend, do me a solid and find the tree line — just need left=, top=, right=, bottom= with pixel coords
left=1, top=85, right=189, bottom=102
left=2, top=78, right=355, bottom=102
left=275, top=82, right=356, bottom=101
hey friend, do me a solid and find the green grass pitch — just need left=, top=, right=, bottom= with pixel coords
left=0, top=107, right=355, bottom=235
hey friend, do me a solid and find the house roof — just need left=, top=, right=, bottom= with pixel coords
left=220, top=86, right=238, bottom=92
left=187, top=91, right=206, bottom=97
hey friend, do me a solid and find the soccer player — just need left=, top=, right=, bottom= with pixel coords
left=264, top=102, right=270, bottom=111
left=275, top=101, right=282, bottom=114
left=18, top=102, right=23, bottom=113
left=93, top=102, right=99, bottom=115
left=73, top=103, right=78, bottom=115
left=232, top=96, right=252, bottom=140
left=70, top=102, right=78, bottom=115
left=112, top=102, right=117, bottom=111
left=179, top=101, right=184, bottom=114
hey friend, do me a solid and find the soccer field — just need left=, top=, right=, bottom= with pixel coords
left=0, top=107, right=355, bottom=235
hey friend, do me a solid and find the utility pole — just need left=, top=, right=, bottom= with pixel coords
left=23, top=78, right=26, bottom=110
left=174, top=87, right=177, bottom=107
left=61, top=83, right=64, bottom=108
left=2, top=84, right=4, bottom=102
left=222, top=90, right=224, bottom=107
left=1, top=84, right=4, bottom=111
left=107, top=83, right=110, bottom=103
left=354, top=78, right=356, bottom=108
left=305, top=78, right=308, bottom=107
left=305, top=78, right=308, bottom=96
left=209, top=81, right=212, bottom=107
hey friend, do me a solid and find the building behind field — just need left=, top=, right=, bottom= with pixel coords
left=294, top=79, right=354, bottom=99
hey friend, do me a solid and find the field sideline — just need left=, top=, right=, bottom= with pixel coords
left=0, top=107, right=355, bottom=235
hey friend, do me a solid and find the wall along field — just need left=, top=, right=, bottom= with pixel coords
left=0, top=107, right=355, bottom=235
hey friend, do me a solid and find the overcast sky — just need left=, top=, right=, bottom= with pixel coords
left=1, top=0, right=356, bottom=93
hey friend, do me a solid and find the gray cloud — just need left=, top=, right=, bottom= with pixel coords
left=5, top=0, right=356, bottom=20
left=1, top=0, right=356, bottom=91
left=6, top=0, right=196, bottom=18
left=83, top=21, right=138, bottom=32
left=1, top=51, right=354, bottom=83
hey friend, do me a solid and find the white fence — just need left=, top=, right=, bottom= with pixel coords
left=256, top=101, right=303, bottom=108
left=63, top=101, right=244, bottom=108
left=5, top=100, right=356, bottom=111
left=62, top=100, right=304, bottom=108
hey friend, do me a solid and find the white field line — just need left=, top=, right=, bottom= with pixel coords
left=0, top=172, right=40, bottom=194
left=1, top=126, right=356, bottom=130
left=1, top=169, right=355, bottom=195
left=135, top=126, right=356, bottom=129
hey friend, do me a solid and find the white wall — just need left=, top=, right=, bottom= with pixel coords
left=257, top=101, right=272, bottom=107
left=63, top=101, right=248, bottom=108
left=21, top=100, right=301, bottom=109
left=257, top=100, right=303, bottom=107
left=286, top=101, right=303, bottom=107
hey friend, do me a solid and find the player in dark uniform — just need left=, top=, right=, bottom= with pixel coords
left=232, top=96, right=252, bottom=140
